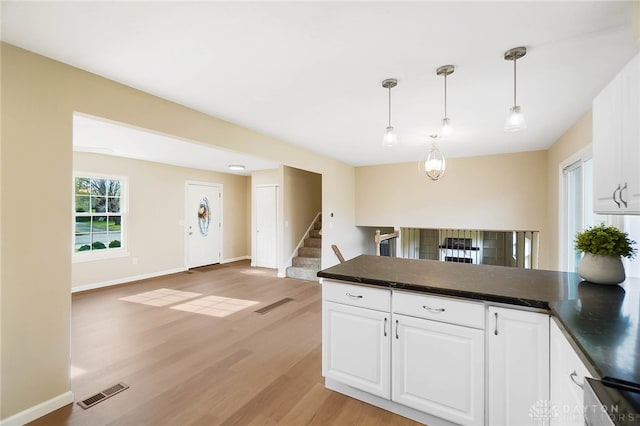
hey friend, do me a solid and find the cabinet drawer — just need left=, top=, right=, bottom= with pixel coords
left=322, top=280, right=390, bottom=311
left=393, top=291, right=485, bottom=329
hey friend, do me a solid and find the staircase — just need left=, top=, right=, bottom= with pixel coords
left=286, top=215, right=322, bottom=282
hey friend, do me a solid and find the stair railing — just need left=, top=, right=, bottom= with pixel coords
left=375, top=229, right=399, bottom=256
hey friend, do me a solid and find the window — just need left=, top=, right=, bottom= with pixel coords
left=74, top=174, right=127, bottom=260
left=561, top=149, right=639, bottom=277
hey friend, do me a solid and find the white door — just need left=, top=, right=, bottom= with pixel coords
left=322, top=301, right=391, bottom=399
left=255, top=185, right=277, bottom=268
left=186, top=183, right=221, bottom=268
left=488, top=306, right=550, bottom=426
left=392, top=313, right=484, bottom=426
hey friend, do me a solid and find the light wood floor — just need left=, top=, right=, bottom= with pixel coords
left=29, top=261, right=422, bottom=426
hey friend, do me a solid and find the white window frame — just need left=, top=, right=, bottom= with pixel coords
left=559, top=146, right=593, bottom=272
left=72, top=172, right=129, bottom=263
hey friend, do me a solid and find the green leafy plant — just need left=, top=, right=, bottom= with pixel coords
left=575, top=224, right=637, bottom=259
left=109, top=240, right=121, bottom=248
left=92, top=241, right=107, bottom=250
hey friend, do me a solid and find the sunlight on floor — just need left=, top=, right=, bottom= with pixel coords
left=119, top=288, right=202, bottom=306
left=119, top=288, right=258, bottom=317
left=171, top=295, right=259, bottom=317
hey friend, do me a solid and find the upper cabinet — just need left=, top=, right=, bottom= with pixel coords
left=593, top=51, right=640, bottom=214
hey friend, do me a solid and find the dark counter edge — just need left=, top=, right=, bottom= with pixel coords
left=317, top=271, right=550, bottom=310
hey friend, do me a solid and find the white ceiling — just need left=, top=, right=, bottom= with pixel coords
left=2, top=1, right=639, bottom=169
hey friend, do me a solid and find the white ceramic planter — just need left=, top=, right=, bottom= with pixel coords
left=578, top=252, right=625, bottom=285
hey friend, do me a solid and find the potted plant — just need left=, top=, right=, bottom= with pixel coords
left=575, top=224, right=637, bottom=284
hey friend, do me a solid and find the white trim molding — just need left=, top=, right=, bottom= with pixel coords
left=72, top=268, right=185, bottom=293
left=0, top=391, right=73, bottom=426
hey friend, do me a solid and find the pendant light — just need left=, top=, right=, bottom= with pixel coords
left=504, top=46, right=527, bottom=132
left=423, top=134, right=446, bottom=181
left=436, top=65, right=455, bottom=139
left=382, top=78, right=399, bottom=146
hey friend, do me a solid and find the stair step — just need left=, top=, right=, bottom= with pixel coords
left=314, top=221, right=322, bottom=230
left=304, top=237, right=322, bottom=248
left=292, top=256, right=321, bottom=269
left=309, top=229, right=322, bottom=239
left=298, top=247, right=321, bottom=258
left=286, top=266, right=319, bottom=282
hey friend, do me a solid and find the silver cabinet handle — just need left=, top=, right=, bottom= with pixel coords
left=494, top=312, right=499, bottom=335
left=384, top=317, right=387, bottom=337
left=345, top=292, right=363, bottom=299
left=569, top=370, right=583, bottom=389
left=620, top=182, right=628, bottom=208
left=613, top=184, right=621, bottom=208
left=422, top=305, right=445, bottom=313
left=395, top=319, right=399, bottom=339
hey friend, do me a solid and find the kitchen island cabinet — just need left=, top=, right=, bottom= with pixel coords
left=487, top=306, right=549, bottom=426
left=318, top=255, right=640, bottom=426
left=321, top=281, right=390, bottom=399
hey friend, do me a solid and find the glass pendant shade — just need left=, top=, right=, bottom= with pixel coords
left=383, top=125, right=398, bottom=147
left=424, top=143, right=446, bottom=181
left=382, top=78, right=399, bottom=147
left=504, top=105, right=527, bottom=132
left=440, top=117, right=453, bottom=139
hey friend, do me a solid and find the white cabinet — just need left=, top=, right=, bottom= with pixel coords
left=392, top=313, right=484, bottom=426
left=550, top=319, right=593, bottom=426
left=593, top=52, right=640, bottom=214
left=487, top=306, right=550, bottom=426
left=322, top=281, right=391, bottom=399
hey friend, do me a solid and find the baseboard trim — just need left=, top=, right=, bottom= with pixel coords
left=0, top=391, right=74, bottom=426
left=221, top=255, right=250, bottom=264
left=72, top=268, right=185, bottom=293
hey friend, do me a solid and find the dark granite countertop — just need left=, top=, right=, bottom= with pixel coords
left=318, top=255, right=583, bottom=309
left=318, top=254, right=640, bottom=403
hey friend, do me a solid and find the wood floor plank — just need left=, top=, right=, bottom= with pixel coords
left=27, top=261, right=423, bottom=426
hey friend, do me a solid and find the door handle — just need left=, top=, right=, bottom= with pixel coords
left=613, top=184, right=621, bottom=208
left=620, top=182, right=628, bottom=208
left=395, top=319, right=399, bottom=339
left=384, top=317, right=387, bottom=337
left=494, top=312, right=499, bottom=335
left=569, top=371, right=583, bottom=389
left=422, top=305, right=445, bottom=313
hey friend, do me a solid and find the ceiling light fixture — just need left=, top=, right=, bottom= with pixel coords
left=382, top=78, right=399, bottom=147
left=504, top=46, right=527, bottom=132
left=423, top=134, right=446, bottom=181
left=227, top=164, right=246, bottom=171
left=436, top=65, right=455, bottom=139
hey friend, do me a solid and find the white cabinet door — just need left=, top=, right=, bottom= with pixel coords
left=488, top=306, right=550, bottom=426
left=550, top=320, right=592, bottom=426
left=322, top=301, right=391, bottom=399
left=593, top=52, right=640, bottom=214
left=620, top=53, right=640, bottom=212
left=392, top=313, right=484, bottom=426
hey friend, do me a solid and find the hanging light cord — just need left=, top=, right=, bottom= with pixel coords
left=513, top=55, right=517, bottom=107
left=443, top=72, right=448, bottom=117
left=388, top=86, right=392, bottom=127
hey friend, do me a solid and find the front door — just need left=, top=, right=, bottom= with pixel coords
left=186, top=183, right=221, bottom=268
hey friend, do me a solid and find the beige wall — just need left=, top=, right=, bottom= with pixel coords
left=72, top=152, right=250, bottom=290
left=545, top=111, right=592, bottom=270
left=1, top=43, right=364, bottom=421
left=283, top=166, right=322, bottom=264
left=356, top=151, right=549, bottom=263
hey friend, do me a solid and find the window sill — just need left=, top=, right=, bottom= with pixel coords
left=72, top=249, right=130, bottom=263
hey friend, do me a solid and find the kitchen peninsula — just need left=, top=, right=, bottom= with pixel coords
left=318, top=255, right=640, bottom=426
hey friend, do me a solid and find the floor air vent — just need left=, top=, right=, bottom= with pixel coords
left=254, top=298, right=294, bottom=314
left=77, top=382, right=129, bottom=409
